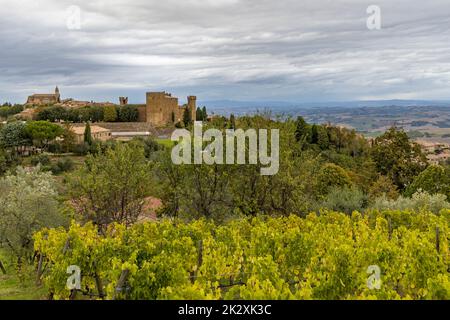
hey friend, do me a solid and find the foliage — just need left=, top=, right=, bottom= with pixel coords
left=67, top=142, right=152, bottom=231
left=371, top=190, right=450, bottom=214
left=294, top=116, right=310, bottom=147
left=405, top=165, right=450, bottom=200
left=30, top=154, right=51, bottom=166
left=183, top=108, right=192, bottom=127
left=229, top=114, right=236, bottom=129
left=117, top=106, right=139, bottom=122
left=103, top=105, right=118, bottom=122
left=368, top=175, right=400, bottom=201
left=371, top=127, right=428, bottom=190
left=315, top=163, right=352, bottom=196
left=50, top=158, right=75, bottom=175
left=37, top=105, right=138, bottom=123
left=202, top=106, right=207, bottom=121
left=84, top=122, right=93, bottom=145
left=320, top=186, right=368, bottom=214
left=34, top=209, right=450, bottom=300
left=24, top=121, right=64, bottom=149
left=132, top=137, right=163, bottom=159
left=0, top=167, right=66, bottom=265
left=59, top=123, right=77, bottom=153
left=0, top=121, right=30, bottom=150
left=0, top=149, right=7, bottom=175
left=0, top=104, right=24, bottom=119
left=153, top=116, right=320, bottom=219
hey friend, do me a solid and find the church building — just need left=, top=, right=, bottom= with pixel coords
left=26, top=86, right=61, bottom=105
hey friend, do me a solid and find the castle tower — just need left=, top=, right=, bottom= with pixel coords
left=119, top=97, right=128, bottom=106
left=187, top=96, right=196, bottom=121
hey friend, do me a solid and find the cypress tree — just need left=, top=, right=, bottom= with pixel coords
left=183, top=108, right=191, bottom=127
left=84, top=122, right=93, bottom=145
left=230, top=114, right=236, bottom=129
left=196, top=108, right=203, bottom=121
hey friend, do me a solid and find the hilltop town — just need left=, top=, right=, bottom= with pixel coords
left=22, top=86, right=197, bottom=127
left=4, top=86, right=448, bottom=164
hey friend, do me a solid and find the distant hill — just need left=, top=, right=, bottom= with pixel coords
left=200, top=99, right=450, bottom=114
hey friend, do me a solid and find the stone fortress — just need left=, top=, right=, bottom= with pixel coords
left=24, top=87, right=196, bottom=127
left=143, top=92, right=196, bottom=126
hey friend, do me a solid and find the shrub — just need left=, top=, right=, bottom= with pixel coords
left=320, top=186, right=368, bottom=214
left=132, top=137, right=162, bottom=158
left=315, top=163, right=352, bottom=196
left=50, top=158, right=74, bottom=174
left=47, top=143, right=63, bottom=154
left=405, top=165, right=450, bottom=200
left=30, top=154, right=51, bottom=166
left=72, top=143, right=90, bottom=156
left=371, top=190, right=450, bottom=214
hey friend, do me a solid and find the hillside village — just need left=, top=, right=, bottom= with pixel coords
left=1, top=88, right=450, bottom=301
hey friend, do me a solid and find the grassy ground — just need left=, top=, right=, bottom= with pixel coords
left=0, top=249, right=47, bottom=300
left=155, top=138, right=174, bottom=148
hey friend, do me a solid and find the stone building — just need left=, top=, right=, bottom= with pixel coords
left=140, top=92, right=196, bottom=126
left=119, top=97, right=129, bottom=106
left=71, top=125, right=112, bottom=144
left=26, top=86, right=61, bottom=105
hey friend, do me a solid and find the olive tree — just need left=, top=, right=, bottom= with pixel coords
left=0, top=167, right=66, bottom=269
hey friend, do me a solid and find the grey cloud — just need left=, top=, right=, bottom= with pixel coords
left=1, top=0, right=450, bottom=103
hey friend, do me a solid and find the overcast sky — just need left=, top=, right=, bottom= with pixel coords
left=1, top=0, right=450, bottom=104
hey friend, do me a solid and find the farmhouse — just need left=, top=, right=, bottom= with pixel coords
left=71, top=125, right=112, bottom=144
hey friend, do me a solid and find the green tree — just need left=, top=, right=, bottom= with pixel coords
left=103, top=105, right=118, bottom=122
left=61, top=123, right=76, bottom=153
left=368, top=175, right=399, bottom=201
left=316, top=125, right=330, bottom=150
left=371, top=127, right=428, bottom=190
left=0, top=167, right=66, bottom=268
left=405, top=165, right=450, bottom=199
left=196, top=108, right=203, bottom=121
left=202, top=106, right=207, bottom=120
left=0, top=148, right=8, bottom=175
left=183, top=108, right=192, bottom=127
left=0, top=121, right=30, bottom=153
left=25, top=121, right=63, bottom=149
left=229, top=114, right=236, bottom=129
left=118, top=106, right=138, bottom=122
left=90, top=106, right=104, bottom=122
left=321, top=186, right=368, bottom=214
left=84, top=122, right=93, bottom=145
left=316, top=163, right=353, bottom=196
left=311, top=124, right=319, bottom=144
left=295, top=116, right=310, bottom=143
left=68, top=143, right=152, bottom=232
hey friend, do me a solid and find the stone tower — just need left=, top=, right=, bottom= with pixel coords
left=119, top=97, right=129, bottom=106
left=187, top=96, right=197, bottom=121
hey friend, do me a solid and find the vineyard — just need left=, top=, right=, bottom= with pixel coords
left=34, top=209, right=450, bottom=300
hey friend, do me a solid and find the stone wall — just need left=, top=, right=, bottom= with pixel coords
left=145, top=92, right=196, bottom=126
